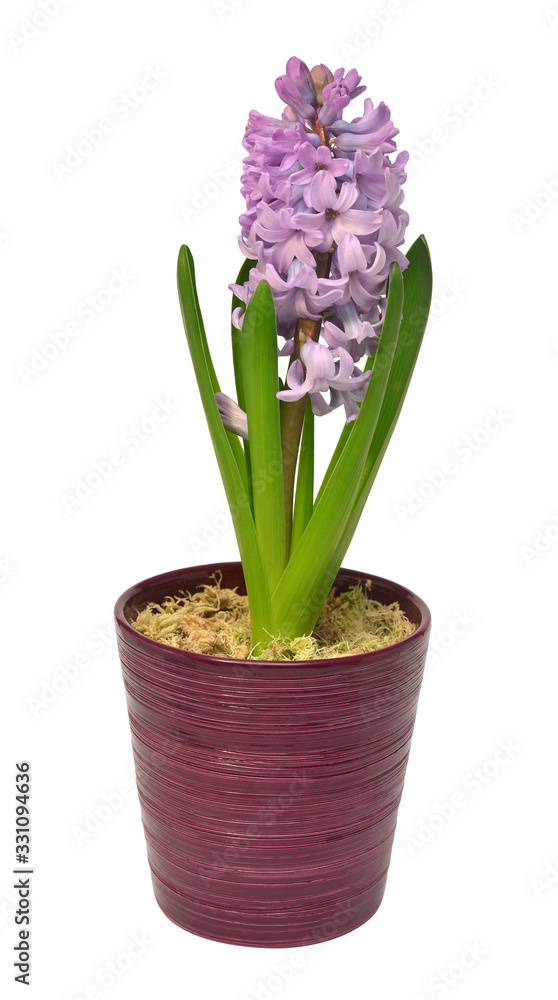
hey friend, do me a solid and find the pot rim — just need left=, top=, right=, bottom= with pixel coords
left=114, top=561, right=431, bottom=669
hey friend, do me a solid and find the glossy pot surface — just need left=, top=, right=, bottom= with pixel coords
left=115, top=562, right=430, bottom=947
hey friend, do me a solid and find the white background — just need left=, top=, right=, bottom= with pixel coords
left=2, top=0, right=557, bottom=996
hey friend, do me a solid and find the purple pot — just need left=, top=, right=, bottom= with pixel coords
left=115, top=562, right=430, bottom=948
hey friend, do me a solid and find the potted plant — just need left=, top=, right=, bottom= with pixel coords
left=115, top=57, right=433, bottom=948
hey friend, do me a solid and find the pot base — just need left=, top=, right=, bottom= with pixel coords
left=151, top=872, right=387, bottom=947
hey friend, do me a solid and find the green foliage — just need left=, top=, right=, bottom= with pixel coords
left=177, top=236, right=432, bottom=643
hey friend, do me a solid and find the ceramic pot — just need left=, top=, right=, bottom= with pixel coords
left=115, top=561, right=430, bottom=947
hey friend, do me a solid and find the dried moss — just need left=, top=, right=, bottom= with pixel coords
left=131, top=574, right=416, bottom=661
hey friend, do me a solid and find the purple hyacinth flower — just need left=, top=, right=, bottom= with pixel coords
left=289, top=143, right=350, bottom=188
left=230, top=262, right=346, bottom=331
left=294, top=174, right=382, bottom=252
left=328, top=382, right=370, bottom=421
left=353, top=149, right=390, bottom=202
left=234, top=57, right=410, bottom=423
left=352, top=150, right=407, bottom=210
left=391, top=149, right=410, bottom=184
left=318, top=68, right=366, bottom=127
left=215, top=393, right=249, bottom=441
left=277, top=341, right=371, bottom=403
left=262, top=263, right=347, bottom=324
left=334, top=235, right=388, bottom=309
left=275, top=57, right=318, bottom=121
left=329, top=98, right=393, bottom=136
left=252, top=203, right=323, bottom=271
left=323, top=300, right=381, bottom=361
left=322, top=315, right=378, bottom=353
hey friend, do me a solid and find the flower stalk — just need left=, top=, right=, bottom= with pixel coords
left=280, top=248, right=331, bottom=553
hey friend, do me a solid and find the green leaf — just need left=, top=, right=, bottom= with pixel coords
left=337, top=234, right=433, bottom=558
left=271, top=263, right=404, bottom=638
left=175, top=246, right=247, bottom=485
left=231, top=257, right=256, bottom=513
left=290, top=397, right=314, bottom=555
left=231, top=257, right=256, bottom=411
left=240, top=278, right=286, bottom=595
left=177, top=245, right=272, bottom=643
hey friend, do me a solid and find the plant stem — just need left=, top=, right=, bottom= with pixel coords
left=280, top=388, right=307, bottom=559
left=280, top=250, right=332, bottom=556
left=290, top=398, right=314, bottom=553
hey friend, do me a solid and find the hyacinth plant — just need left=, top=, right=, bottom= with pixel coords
left=177, top=57, right=432, bottom=648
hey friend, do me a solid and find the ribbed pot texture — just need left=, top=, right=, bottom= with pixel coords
left=115, top=562, right=430, bottom=947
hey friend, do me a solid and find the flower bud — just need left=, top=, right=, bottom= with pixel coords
left=310, top=64, right=334, bottom=104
